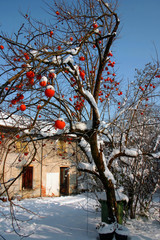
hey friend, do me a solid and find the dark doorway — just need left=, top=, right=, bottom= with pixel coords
left=60, top=167, right=69, bottom=195
left=22, top=166, right=33, bottom=189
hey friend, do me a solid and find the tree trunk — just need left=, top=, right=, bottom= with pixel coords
left=105, top=179, right=118, bottom=223
left=129, top=201, right=136, bottom=219
left=128, top=194, right=136, bottom=219
left=89, top=132, right=118, bottom=223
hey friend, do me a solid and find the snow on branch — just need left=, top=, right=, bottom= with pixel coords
left=66, top=47, right=80, bottom=55
left=153, top=135, right=160, bottom=151
left=107, top=148, right=143, bottom=170
left=52, top=56, right=62, bottom=64
left=78, top=162, right=96, bottom=172
left=81, top=88, right=100, bottom=120
left=124, top=148, right=142, bottom=157
left=63, top=55, right=74, bottom=65
left=102, top=152, right=116, bottom=184
left=79, top=138, right=94, bottom=163
left=115, top=187, right=129, bottom=202
left=0, top=111, right=29, bottom=129
left=78, top=138, right=98, bottom=176
left=151, top=152, right=160, bottom=159
left=107, top=149, right=120, bottom=164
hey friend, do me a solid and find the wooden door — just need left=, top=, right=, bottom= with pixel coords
left=60, top=167, right=69, bottom=195
left=22, top=166, right=33, bottom=189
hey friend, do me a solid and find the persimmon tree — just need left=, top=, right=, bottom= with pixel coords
left=0, top=0, right=160, bottom=224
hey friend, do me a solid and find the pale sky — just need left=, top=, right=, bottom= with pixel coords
left=0, top=0, right=160, bottom=81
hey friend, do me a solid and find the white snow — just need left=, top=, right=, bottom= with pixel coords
left=104, top=166, right=116, bottom=184
left=42, top=48, right=48, bottom=52
left=63, top=55, right=74, bottom=65
left=0, top=112, right=28, bottom=128
left=38, top=123, right=57, bottom=137
left=49, top=69, right=57, bottom=78
left=79, top=138, right=94, bottom=163
left=99, top=151, right=116, bottom=184
left=124, top=148, right=142, bottom=157
left=66, top=47, right=80, bottom=55
left=106, top=149, right=120, bottom=166
left=94, top=28, right=100, bottom=33
left=52, top=56, right=62, bottom=64
left=43, top=59, right=49, bottom=63
left=110, top=149, right=120, bottom=158
left=152, top=152, right=160, bottom=158
left=26, top=63, right=32, bottom=69
left=115, top=224, right=130, bottom=235
left=97, top=222, right=115, bottom=234
left=78, top=162, right=96, bottom=172
left=107, top=148, right=143, bottom=166
left=81, top=88, right=100, bottom=119
left=0, top=194, right=159, bottom=240
left=105, top=2, right=109, bottom=8
left=97, top=189, right=128, bottom=203
left=99, top=121, right=110, bottom=130
left=72, top=121, right=92, bottom=131
left=73, top=122, right=88, bottom=131
left=30, top=50, right=40, bottom=58
left=153, top=135, right=160, bottom=151
left=49, top=69, right=55, bottom=73
left=81, top=89, right=97, bottom=109
left=0, top=194, right=99, bottom=240
left=41, top=75, right=48, bottom=82
left=115, top=187, right=129, bottom=202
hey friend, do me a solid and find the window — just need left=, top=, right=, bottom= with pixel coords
left=22, top=166, right=33, bottom=189
left=57, top=140, right=66, bottom=154
left=16, top=141, right=28, bottom=153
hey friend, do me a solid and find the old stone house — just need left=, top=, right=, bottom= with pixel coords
left=0, top=112, right=81, bottom=199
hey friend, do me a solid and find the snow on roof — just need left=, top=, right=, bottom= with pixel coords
left=29, top=120, right=57, bottom=137
left=72, top=120, right=92, bottom=131
left=0, top=111, right=101, bottom=138
left=0, top=112, right=28, bottom=129
left=0, top=112, right=58, bottom=136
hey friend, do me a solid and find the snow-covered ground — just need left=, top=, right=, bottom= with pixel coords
left=0, top=193, right=159, bottom=240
